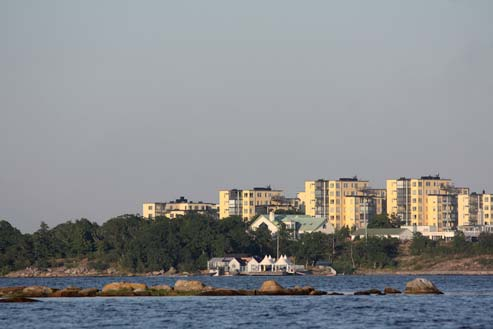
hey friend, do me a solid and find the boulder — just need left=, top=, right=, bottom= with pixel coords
left=173, top=280, right=207, bottom=292
left=354, top=289, right=383, bottom=296
left=258, top=280, right=285, bottom=294
left=133, top=288, right=151, bottom=296
left=151, top=285, right=172, bottom=291
left=0, top=286, right=26, bottom=297
left=327, top=292, right=344, bottom=296
left=22, top=286, right=54, bottom=297
left=404, top=278, right=443, bottom=294
left=199, top=289, right=244, bottom=296
left=288, top=286, right=314, bottom=295
left=102, top=282, right=147, bottom=293
left=0, top=297, right=40, bottom=303
left=51, top=287, right=81, bottom=297
left=384, top=287, right=401, bottom=294
left=309, top=290, right=327, bottom=296
left=79, top=288, right=99, bottom=297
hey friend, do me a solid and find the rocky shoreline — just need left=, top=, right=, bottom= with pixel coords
left=0, top=278, right=443, bottom=302
left=4, top=267, right=493, bottom=278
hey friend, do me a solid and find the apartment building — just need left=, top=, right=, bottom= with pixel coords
left=266, top=196, right=303, bottom=214
left=458, top=192, right=493, bottom=226
left=427, top=194, right=458, bottom=230
left=304, top=177, right=369, bottom=229
left=219, top=187, right=283, bottom=220
left=143, top=197, right=218, bottom=219
left=386, top=175, right=467, bottom=228
left=343, top=194, right=376, bottom=229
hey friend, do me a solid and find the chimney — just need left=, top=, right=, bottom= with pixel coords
left=269, top=211, right=275, bottom=222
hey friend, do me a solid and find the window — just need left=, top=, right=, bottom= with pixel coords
left=148, top=206, right=153, bottom=210
left=413, top=198, right=417, bottom=203
left=426, top=182, right=431, bottom=187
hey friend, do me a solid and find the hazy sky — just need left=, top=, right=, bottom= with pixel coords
left=1, top=1, right=492, bottom=232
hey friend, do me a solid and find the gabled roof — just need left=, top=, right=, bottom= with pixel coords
left=260, top=255, right=275, bottom=265
left=280, top=215, right=327, bottom=232
left=274, top=255, right=292, bottom=266
left=255, top=214, right=330, bottom=233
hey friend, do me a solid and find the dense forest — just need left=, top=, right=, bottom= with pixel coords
left=1, top=214, right=493, bottom=275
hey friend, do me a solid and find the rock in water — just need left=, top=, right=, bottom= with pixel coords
left=354, top=289, right=383, bottom=295
left=51, top=287, right=81, bottom=297
left=404, top=278, right=443, bottom=294
left=21, top=286, right=54, bottom=297
left=79, top=288, right=99, bottom=297
left=151, top=285, right=172, bottom=292
left=383, top=287, right=401, bottom=294
left=0, top=287, right=26, bottom=297
left=0, top=297, right=40, bottom=303
left=102, top=282, right=147, bottom=293
left=259, top=280, right=285, bottom=294
left=199, top=289, right=243, bottom=296
left=173, top=280, right=207, bottom=292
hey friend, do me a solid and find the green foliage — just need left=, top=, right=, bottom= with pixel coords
left=3, top=215, right=493, bottom=275
left=367, top=214, right=396, bottom=229
left=410, top=232, right=437, bottom=255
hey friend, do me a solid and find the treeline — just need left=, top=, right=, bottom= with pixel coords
left=1, top=214, right=493, bottom=275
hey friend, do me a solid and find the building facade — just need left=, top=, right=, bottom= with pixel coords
left=386, top=175, right=462, bottom=227
left=219, top=187, right=283, bottom=220
left=143, top=196, right=218, bottom=219
left=304, top=177, right=371, bottom=229
left=458, top=192, right=493, bottom=226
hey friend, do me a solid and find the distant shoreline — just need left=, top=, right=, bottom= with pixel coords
left=3, top=270, right=493, bottom=278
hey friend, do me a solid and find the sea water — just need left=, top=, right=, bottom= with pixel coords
left=1, top=275, right=492, bottom=328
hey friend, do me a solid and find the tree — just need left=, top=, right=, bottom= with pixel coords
left=368, top=214, right=395, bottom=229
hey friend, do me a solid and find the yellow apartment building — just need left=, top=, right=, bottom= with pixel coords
left=143, top=196, right=219, bottom=219
left=219, top=187, right=283, bottom=220
left=387, top=175, right=456, bottom=227
left=343, top=194, right=376, bottom=229
left=266, top=196, right=303, bottom=214
left=304, top=177, right=370, bottom=229
left=458, top=192, right=493, bottom=226
left=427, top=194, right=458, bottom=230
left=364, top=188, right=387, bottom=215
left=484, top=194, right=493, bottom=225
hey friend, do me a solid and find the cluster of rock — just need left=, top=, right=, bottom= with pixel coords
left=4, top=266, right=122, bottom=278
left=5, top=265, right=184, bottom=278
left=0, top=278, right=443, bottom=302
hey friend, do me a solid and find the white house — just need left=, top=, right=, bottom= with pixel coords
left=246, top=257, right=261, bottom=273
left=351, top=228, right=413, bottom=241
left=250, top=212, right=335, bottom=236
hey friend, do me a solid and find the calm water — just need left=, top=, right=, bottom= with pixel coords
left=1, top=275, right=492, bottom=328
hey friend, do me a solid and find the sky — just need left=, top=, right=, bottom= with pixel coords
left=1, top=1, right=492, bottom=233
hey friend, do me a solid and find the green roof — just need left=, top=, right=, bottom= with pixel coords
left=265, top=214, right=328, bottom=232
